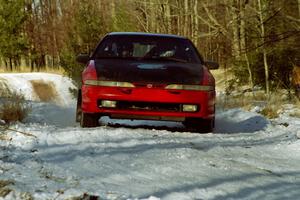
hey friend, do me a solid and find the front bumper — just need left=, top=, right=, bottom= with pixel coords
left=81, top=85, right=215, bottom=121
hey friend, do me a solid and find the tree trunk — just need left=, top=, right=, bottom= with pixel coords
left=145, top=1, right=149, bottom=32
left=164, top=0, right=171, bottom=33
left=111, top=0, right=117, bottom=31
left=240, top=0, right=246, bottom=55
left=4, top=60, right=8, bottom=70
left=9, top=58, right=12, bottom=71
left=231, top=0, right=241, bottom=59
left=240, top=0, right=254, bottom=90
left=183, top=0, right=189, bottom=36
left=193, top=0, right=199, bottom=46
left=151, top=0, right=157, bottom=32
left=298, top=0, right=300, bottom=17
left=258, top=0, right=270, bottom=95
left=176, top=0, right=182, bottom=35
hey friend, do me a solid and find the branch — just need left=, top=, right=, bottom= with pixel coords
left=241, top=30, right=300, bottom=53
left=285, top=15, right=300, bottom=30
left=286, top=15, right=300, bottom=23
left=202, top=3, right=229, bottom=37
left=0, top=125, right=37, bottom=138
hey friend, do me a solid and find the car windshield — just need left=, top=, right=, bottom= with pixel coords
left=93, top=35, right=201, bottom=63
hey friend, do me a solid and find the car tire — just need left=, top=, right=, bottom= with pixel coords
left=184, top=118, right=214, bottom=133
left=80, top=112, right=99, bottom=128
left=76, top=90, right=82, bottom=122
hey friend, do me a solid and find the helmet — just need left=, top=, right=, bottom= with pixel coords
left=119, top=42, right=133, bottom=57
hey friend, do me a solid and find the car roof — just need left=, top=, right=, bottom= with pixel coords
left=107, top=32, right=187, bottom=39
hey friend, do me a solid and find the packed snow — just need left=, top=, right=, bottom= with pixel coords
left=0, top=73, right=299, bottom=200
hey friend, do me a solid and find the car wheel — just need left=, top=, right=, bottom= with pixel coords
left=184, top=118, right=214, bottom=133
left=76, top=90, right=82, bottom=122
left=80, top=112, right=99, bottom=128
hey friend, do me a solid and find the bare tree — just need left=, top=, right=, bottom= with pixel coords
left=257, top=0, right=270, bottom=95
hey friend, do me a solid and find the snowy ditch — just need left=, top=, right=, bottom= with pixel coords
left=0, top=73, right=299, bottom=200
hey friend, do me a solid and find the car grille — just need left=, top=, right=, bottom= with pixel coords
left=118, top=101, right=181, bottom=112
left=98, top=100, right=182, bottom=112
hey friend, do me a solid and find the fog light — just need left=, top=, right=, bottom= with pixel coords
left=183, top=104, right=197, bottom=112
left=101, top=100, right=117, bottom=108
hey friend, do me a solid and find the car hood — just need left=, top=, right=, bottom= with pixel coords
left=94, top=59, right=203, bottom=85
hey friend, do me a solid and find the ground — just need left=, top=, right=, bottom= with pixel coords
left=0, top=73, right=299, bottom=200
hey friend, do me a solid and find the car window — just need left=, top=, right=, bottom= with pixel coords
left=94, top=35, right=201, bottom=63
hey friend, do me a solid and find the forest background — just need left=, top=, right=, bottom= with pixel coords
left=0, top=0, right=299, bottom=95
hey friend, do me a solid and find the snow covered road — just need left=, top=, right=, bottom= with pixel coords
left=0, top=73, right=300, bottom=200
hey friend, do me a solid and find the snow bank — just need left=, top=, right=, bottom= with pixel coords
left=215, top=108, right=269, bottom=133
left=0, top=73, right=76, bottom=106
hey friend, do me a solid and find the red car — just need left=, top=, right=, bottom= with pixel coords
left=76, top=32, right=218, bottom=132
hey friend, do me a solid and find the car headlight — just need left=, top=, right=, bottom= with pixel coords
left=85, top=80, right=135, bottom=88
left=165, top=84, right=214, bottom=91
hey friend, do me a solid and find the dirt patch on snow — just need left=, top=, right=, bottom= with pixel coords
left=0, top=180, right=14, bottom=198
left=30, top=80, right=59, bottom=102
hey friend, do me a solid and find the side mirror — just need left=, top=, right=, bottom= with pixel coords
left=76, top=54, right=90, bottom=64
left=204, top=61, right=219, bottom=70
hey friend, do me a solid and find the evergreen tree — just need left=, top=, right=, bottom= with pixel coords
left=0, top=0, right=27, bottom=70
left=59, top=0, right=106, bottom=87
